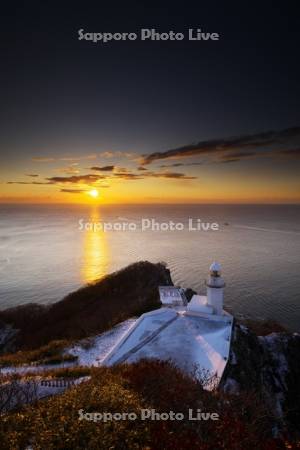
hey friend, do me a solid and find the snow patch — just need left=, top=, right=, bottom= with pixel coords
left=68, top=318, right=137, bottom=366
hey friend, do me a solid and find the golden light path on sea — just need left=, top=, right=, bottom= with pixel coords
left=81, top=207, right=109, bottom=283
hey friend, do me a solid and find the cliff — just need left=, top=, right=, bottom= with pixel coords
left=0, top=261, right=299, bottom=438
left=221, top=322, right=300, bottom=435
left=0, top=261, right=172, bottom=351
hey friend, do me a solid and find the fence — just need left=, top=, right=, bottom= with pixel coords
left=40, top=378, right=76, bottom=388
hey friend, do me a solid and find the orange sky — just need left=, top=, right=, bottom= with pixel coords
left=1, top=150, right=300, bottom=204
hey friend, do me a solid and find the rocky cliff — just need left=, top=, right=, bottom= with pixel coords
left=221, top=322, right=300, bottom=436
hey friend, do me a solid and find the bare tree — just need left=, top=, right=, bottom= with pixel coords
left=0, top=373, right=39, bottom=413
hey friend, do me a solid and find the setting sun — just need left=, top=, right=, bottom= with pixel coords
left=88, top=189, right=99, bottom=199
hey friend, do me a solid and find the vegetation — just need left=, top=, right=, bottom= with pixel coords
left=0, top=340, right=77, bottom=367
left=1, top=262, right=298, bottom=447
left=0, top=261, right=171, bottom=351
left=1, top=367, right=92, bottom=384
left=239, top=319, right=288, bottom=335
left=0, top=359, right=295, bottom=449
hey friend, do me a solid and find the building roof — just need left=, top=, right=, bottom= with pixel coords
left=102, top=307, right=233, bottom=389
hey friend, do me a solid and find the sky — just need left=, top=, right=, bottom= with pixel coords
left=0, top=2, right=300, bottom=204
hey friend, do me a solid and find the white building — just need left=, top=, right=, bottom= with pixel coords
left=102, top=262, right=233, bottom=389
left=159, top=286, right=186, bottom=306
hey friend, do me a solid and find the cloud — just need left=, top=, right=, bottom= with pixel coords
left=114, top=167, right=130, bottom=172
left=160, top=163, right=184, bottom=168
left=89, top=165, right=115, bottom=172
left=58, top=165, right=80, bottom=175
left=32, top=154, right=97, bottom=163
left=280, top=147, right=300, bottom=157
left=99, top=151, right=114, bottom=158
left=60, top=186, right=110, bottom=193
left=141, top=126, right=300, bottom=164
left=60, top=154, right=97, bottom=161
left=218, top=158, right=241, bottom=164
left=113, top=170, right=197, bottom=180
left=46, top=174, right=107, bottom=184
left=25, top=174, right=39, bottom=177
left=148, top=172, right=197, bottom=179
left=160, top=162, right=203, bottom=168
left=99, top=151, right=137, bottom=159
left=187, top=162, right=203, bottom=166
left=215, top=151, right=257, bottom=163
left=113, top=172, right=143, bottom=180
left=7, top=181, right=53, bottom=185
left=60, top=188, right=86, bottom=194
left=137, top=166, right=148, bottom=171
left=220, top=151, right=257, bottom=160
left=32, top=157, right=55, bottom=162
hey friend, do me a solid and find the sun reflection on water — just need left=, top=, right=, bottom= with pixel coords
left=81, top=208, right=109, bottom=283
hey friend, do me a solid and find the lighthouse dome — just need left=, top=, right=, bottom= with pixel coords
left=210, top=261, right=221, bottom=273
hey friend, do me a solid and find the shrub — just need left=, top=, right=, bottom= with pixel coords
left=239, top=319, right=288, bottom=336
left=0, top=340, right=77, bottom=367
left=0, top=360, right=292, bottom=449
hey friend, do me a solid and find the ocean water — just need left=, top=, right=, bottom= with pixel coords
left=0, top=204, right=299, bottom=331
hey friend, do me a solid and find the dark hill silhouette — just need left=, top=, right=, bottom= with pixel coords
left=0, top=261, right=172, bottom=350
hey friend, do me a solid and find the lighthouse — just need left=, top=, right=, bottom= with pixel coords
left=206, top=262, right=225, bottom=315
left=105, top=261, right=233, bottom=387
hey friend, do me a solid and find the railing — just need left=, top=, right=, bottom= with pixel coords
left=40, top=379, right=76, bottom=388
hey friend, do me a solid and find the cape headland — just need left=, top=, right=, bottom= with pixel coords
left=0, top=261, right=299, bottom=446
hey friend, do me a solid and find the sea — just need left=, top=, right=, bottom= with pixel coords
left=0, top=204, right=299, bottom=331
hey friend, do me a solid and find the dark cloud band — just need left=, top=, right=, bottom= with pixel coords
left=141, top=126, right=300, bottom=165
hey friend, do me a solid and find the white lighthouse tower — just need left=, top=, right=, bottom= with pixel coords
left=206, top=262, right=225, bottom=315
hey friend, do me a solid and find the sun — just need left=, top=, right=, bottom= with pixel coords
left=88, top=189, right=99, bottom=199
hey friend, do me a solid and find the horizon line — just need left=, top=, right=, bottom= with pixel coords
left=1, top=201, right=300, bottom=206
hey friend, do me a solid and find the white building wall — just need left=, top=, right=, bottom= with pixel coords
left=207, top=287, right=224, bottom=315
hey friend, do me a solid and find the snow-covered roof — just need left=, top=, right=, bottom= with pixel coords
left=102, top=307, right=233, bottom=389
left=187, top=295, right=214, bottom=314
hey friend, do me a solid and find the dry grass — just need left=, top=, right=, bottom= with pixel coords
left=0, top=359, right=291, bottom=450
left=0, top=340, right=77, bottom=367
